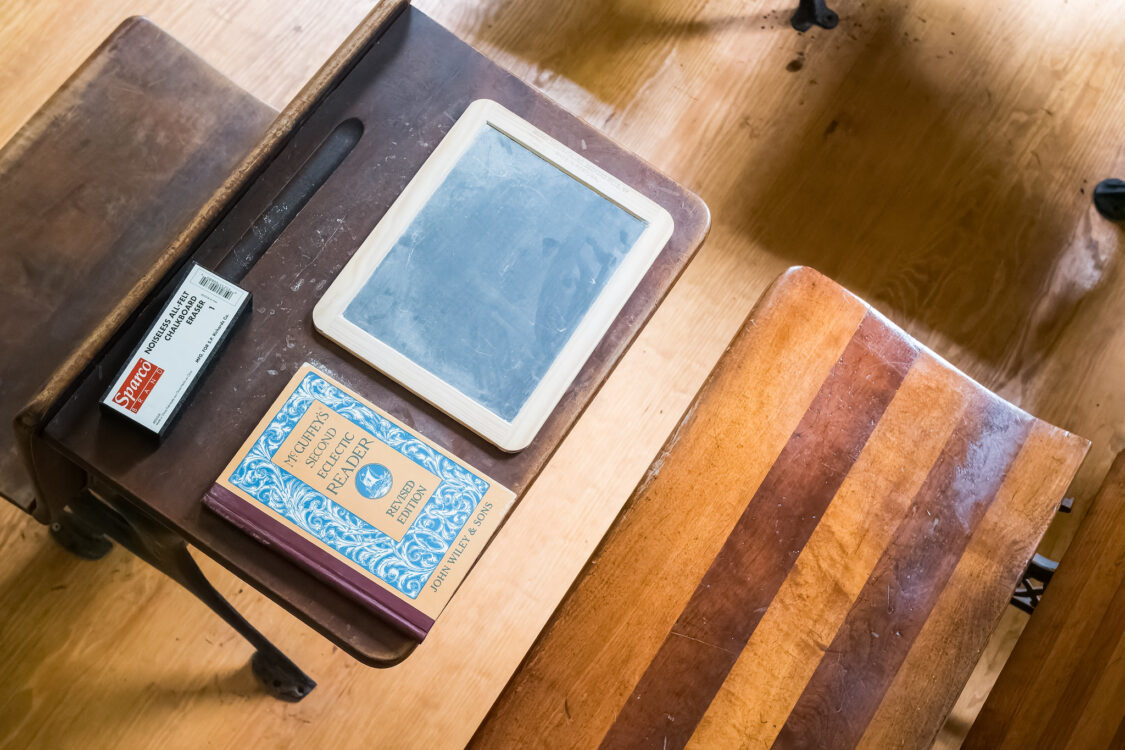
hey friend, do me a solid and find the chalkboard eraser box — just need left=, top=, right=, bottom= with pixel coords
left=100, top=262, right=250, bottom=439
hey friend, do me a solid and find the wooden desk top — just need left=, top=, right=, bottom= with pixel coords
left=474, top=267, right=1088, bottom=749
left=965, top=451, right=1125, bottom=749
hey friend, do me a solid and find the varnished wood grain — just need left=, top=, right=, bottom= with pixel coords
left=690, top=354, right=968, bottom=749
left=0, top=0, right=1123, bottom=747
left=474, top=267, right=1087, bottom=749
left=964, top=451, right=1125, bottom=750
left=858, top=422, right=1081, bottom=749
left=0, top=0, right=377, bottom=147
left=774, top=393, right=1033, bottom=749
left=476, top=269, right=871, bottom=749
left=603, top=313, right=917, bottom=748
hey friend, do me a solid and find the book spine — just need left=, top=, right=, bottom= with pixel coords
left=203, top=483, right=434, bottom=641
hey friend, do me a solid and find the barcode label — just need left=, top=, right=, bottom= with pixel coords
left=101, top=261, right=248, bottom=436
left=196, top=274, right=236, bottom=300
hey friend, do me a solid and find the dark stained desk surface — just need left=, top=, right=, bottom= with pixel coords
left=40, top=7, right=708, bottom=666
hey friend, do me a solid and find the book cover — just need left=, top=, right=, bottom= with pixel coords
left=203, top=363, right=516, bottom=641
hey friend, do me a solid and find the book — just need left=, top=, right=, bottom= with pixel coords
left=203, top=363, right=515, bottom=640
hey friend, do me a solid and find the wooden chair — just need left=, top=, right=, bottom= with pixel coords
left=965, top=451, right=1125, bottom=749
left=473, top=266, right=1088, bottom=749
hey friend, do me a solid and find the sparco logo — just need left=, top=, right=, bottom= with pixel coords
left=113, top=358, right=164, bottom=413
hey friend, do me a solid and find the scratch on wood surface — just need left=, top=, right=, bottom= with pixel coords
left=669, top=629, right=739, bottom=656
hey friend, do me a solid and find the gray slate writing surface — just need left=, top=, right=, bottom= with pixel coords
left=343, top=125, right=648, bottom=421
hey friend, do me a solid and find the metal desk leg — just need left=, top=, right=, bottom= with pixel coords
left=1009, top=497, right=1072, bottom=614
left=1094, top=179, right=1125, bottom=221
left=57, top=488, right=316, bottom=702
left=792, top=0, right=839, bottom=31
left=49, top=509, right=113, bottom=560
left=1010, top=552, right=1059, bottom=614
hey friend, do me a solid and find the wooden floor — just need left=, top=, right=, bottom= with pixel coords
left=0, top=0, right=1122, bottom=748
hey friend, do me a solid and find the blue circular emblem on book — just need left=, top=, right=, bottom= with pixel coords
left=356, top=463, right=393, bottom=499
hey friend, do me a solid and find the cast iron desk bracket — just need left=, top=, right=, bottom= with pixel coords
left=55, top=484, right=316, bottom=701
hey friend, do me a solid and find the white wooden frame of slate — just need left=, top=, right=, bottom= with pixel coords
left=313, top=99, right=674, bottom=452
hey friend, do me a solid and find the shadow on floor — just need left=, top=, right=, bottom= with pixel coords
left=723, top=10, right=1120, bottom=387
left=445, top=0, right=788, bottom=110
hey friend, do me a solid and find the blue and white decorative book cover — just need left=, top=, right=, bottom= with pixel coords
left=205, top=363, right=515, bottom=635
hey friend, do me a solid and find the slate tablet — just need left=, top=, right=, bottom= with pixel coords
left=314, top=99, right=674, bottom=451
